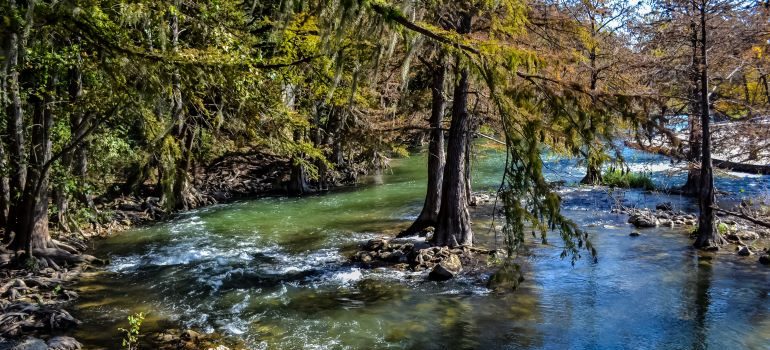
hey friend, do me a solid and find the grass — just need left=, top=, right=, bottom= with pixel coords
left=601, top=169, right=655, bottom=190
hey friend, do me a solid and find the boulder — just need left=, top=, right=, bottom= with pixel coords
left=364, top=238, right=388, bottom=251
left=738, top=246, right=753, bottom=256
left=759, top=254, right=770, bottom=265
left=46, top=337, right=82, bottom=350
left=181, top=329, right=202, bottom=343
left=629, top=231, right=641, bottom=237
left=9, top=338, right=47, bottom=350
left=428, top=254, right=462, bottom=281
left=727, top=231, right=760, bottom=242
left=629, top=213, right=657, bottom=228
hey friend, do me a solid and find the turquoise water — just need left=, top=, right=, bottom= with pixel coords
left=72, top=148, right=770, bottom=349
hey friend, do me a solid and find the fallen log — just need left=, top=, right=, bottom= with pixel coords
left=712, top=206, right=770, bottom=230
left=625, top=141, right=770, bottom=175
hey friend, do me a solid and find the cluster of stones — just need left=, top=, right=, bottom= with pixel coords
left=0, top=336, right=82, bottom=350
left=153, top=329, right=234, bottom=350
left=352, top=238, right=469, bottom=281
left=614, top=203, right=698, bottom=229
left=617, top=204, right=770, bottom=264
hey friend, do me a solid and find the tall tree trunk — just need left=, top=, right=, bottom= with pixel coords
left=400, top=52, right=447, bottom=236
left=0, top=24, right=9, bottom=232
left=681, top=2, right=702, bottom=196
left=693, top=0, right=724, bottom=250
left=53, top=53, right=85, bottom=230
left=0, top=141, right=8, bottom=231
left=312, top=103, right=328, bottom=191
left=3, top=0, right=34, bottom=243
left=167, top=1, right=199, bottom=211
left=288, top=131, right=310, bottom=196
left=13, top=75, right=56, bottom=256
left=581, top=30, right=603, bottom=185
left=435, top=12, right=473, bottom=247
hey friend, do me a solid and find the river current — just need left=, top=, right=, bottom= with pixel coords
left=72, top=147, right=770, bottom=349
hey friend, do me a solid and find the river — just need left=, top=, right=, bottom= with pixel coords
left=72, top=146, right=770, bottom=349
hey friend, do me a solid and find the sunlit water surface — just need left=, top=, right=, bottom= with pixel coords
left=72, top=147, right=770, bottom=349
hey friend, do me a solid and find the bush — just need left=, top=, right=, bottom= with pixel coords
left=601, top=169, right=655, bottom=190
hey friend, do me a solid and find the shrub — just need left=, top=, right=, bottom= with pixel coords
left=601, top=169, right=655, bottom=190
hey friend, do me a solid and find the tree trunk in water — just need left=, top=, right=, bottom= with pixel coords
left=693, top=0, right=724, bottom=250
left=580, top=163, right=602, bottom=185
left=400, top=53, right=446, bottom=237
left=435, top=13, right=473, bottom=247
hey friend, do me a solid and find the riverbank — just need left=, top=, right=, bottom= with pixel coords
left=4, top=149, right=770, bottom=349
left=0, top=152, right=368, bottom=349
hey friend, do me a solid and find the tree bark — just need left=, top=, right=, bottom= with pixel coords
left=13, top=74, right=56, bottom=256
left=288, top=131, right=310, bottom=196
left=693, top=0, right=725, bottom=250
left=53, top=52, right=87, bottom=229
left=435, top=12, right=474, bottom=247
left=581, top=25, right=603, bottom=186
left=681, top=2, right=702, bottom=196
left=400, top=52, right=447, bottom=236
left=4, top=0, right=34, bottom=243
left=167, top=1, right=200, bottom=211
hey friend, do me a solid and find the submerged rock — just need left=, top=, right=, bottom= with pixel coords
left=46, top=337, right=82, bottom=350
left=429, top=254, right=462, bottom=281
left=181, top=329, right=202, bottom=343
left=737, top=246, right=753, bottom=256
left=759, top=254, right=770, bottom=265
left=629, top=231, right=641, bottom=237
left=727, top=231, right=760, bottom=242
left=487, top=263, right=524, bottom=292
left=8, top=338, right=47, bottom=350
left=364, top=238, right=389, bottom=252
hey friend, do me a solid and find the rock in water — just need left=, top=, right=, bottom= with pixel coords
left=9, top=338, right=47, bottom=350
left=738, top=246, right=753, bottom=256
left=429, top=254, right=462, bottom=281
left=759, top=254, right=770, bottom=265
left=629, top=231, right=641, bottom=237
left=181, top=329, right=202, bottom=343
left=629, top=213, right=657, bottom=228
left=487, top=263, right=524, bottom=292
left=364, top=238, right=389, bottom=251
left=46, top=337, right=82, bottom=350
left=727, top=231, right=760, bottom=242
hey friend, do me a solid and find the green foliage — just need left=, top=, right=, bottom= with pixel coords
left=601, top=169, right=655, bottom=190
left=118, top=312, right=145, bottom=350
left=717, top=222, right=731, bottom=235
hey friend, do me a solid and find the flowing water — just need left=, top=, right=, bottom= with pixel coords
left=72, top=147, right=770, bottom=349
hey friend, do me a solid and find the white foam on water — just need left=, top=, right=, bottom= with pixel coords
left=330, top=268, right=363, bottom=285
left=627, top=162, right=675, bottom=173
